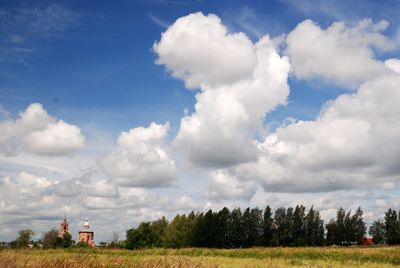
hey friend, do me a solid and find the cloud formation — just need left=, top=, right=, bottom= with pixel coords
left=99, top=122, right=177, bottom=187
left=0, top=103, right=85, bottom=156
left=154, top=13, right=257, bottom=89
left=207, top=170, right=256, bottom=201
left=155, top=12, right=290, bottom=168
left=2, top=9, right=400, bottom=243
left=286, top=19, right=394, bottom=86
left=230, top=62, right=400, bottom=192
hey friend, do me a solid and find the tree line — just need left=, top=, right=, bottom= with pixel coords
left=126, top=205, right=368, bottom=249
left=5, top=229, right=76, bottom=249
left=4, top=205, right=400, bottom=249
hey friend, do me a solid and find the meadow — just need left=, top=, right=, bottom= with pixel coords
left=1, top=246, right=400, bottom=268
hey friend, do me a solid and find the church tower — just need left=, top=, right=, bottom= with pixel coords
left=60, top=211, right=69, bottom=237
left=79, top=218, right=95, bottom=247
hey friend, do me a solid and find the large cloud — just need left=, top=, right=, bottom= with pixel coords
left=286, top=19, right=394, bottom=86
left=0, top=103, right=85, bottom=156
left=153, top=12, right=257, bottom=89
left=231, top=65, right=400, bottom=192
left=99, top=122, right=177, bottom=187
left=155, top=12, right=290, bottom=168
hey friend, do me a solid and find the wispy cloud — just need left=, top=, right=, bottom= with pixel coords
left=234, top=7, right=264, bottom=39
left=0, top=3, right=78, bottom=64
left=148, top=13, right=170, bottom=29
left=0, top=4, right=78, bottom=35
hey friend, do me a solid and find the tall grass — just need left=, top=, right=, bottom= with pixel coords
left=1, top=246, right=399, bottom=267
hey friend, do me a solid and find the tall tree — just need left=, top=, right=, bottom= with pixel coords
left=15, top=229, right=34, bottom=248
left=305, top=206, right=324, bottom=246
left=242, top=207, right=262, bottom=247
left=292, top=205, right=306, bottom=246
left=164, top=214, right=192, bottom=248
left=262, top=206, right=273, bottom=246
left=316, top=214, right=325, bottom=246
left=344, top=210, right=353, bottom=243
left=62, top=232, right=73, bottom=248
left=352, top=207, right=366, bottom=244
left=191, top=210, right=216, bottom=247
left=369, top=220, right=386, bottom=245
left=335, top=208, right=346, bottom=244
left=125, top=222, right=155, bottom=249
left=42, top=229, right=59, bottom=249
left=274, top=207, right=286, bottom=246
left=385, top=208, right=400, bottom=245
left=227, top=208, right=244, bottom=248
left=214, top=207, right=230, bottom=248
left=326, top=219, right=338, bottom=245
left=150, top=217, right=168, bottom=247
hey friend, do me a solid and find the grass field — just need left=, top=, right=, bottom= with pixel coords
left=1, top=246, right=400, bottom=267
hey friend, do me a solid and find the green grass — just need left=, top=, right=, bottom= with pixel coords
left=1, top=246, right=400, bottom=267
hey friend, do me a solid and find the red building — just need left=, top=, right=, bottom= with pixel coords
left=60, top=213, right=68, bottom=237
left=362, top=237, right=373, bottom=246
left=79, top=218, right=95, bottom=247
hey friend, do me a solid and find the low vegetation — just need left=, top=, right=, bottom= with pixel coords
left=1, top=247, right=400, bottom=267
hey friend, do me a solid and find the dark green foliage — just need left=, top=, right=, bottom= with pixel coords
left=227, top=208, right=244, bottom=248
left=120, top=204, right=400, bottom=249
left=335, top=207, right=346, bottom=245
left=292, top=205, right=306, bottom=246
left=326, top=219, right=337, bottom=246
left=126, top=222, right=156, bottom=249
left=273, top=207, right=287, bottom=246
left=214, top=207, right=230, bottom=248
left=326, top=207, right=366, bottom=245
left=62, top=232, right=74, bottom=248
left=150, top=217, right=168, bottom=247
left=352, top=207, right=366, bottom=244
left=385, top=208, right=400, bottom=245
left=305, top=206, right=324, bottom=246
left=369, top=220, right=386, bottom=244
left=262, top=206, right=273, bottom=246
left=242, top=207, right=262, bottom=247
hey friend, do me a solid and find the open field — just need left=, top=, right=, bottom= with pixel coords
left=1, top=247, right=400, bottom=267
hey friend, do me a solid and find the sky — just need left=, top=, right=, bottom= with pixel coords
left=1, top=0, right=400, bottom=242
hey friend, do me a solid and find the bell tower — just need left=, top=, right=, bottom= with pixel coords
left=60, top=210, right=69, bottom=237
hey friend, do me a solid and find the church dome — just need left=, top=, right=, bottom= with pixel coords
left=83, top=218, right=90, bottom=229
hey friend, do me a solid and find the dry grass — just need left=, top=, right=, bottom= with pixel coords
left=1, top=246, right=399, bottom=267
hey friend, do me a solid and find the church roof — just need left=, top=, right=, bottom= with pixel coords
left=79, top=218, right=94, bottom=232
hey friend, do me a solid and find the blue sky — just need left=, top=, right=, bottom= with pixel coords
left=1, top=0, right=400, bottom=242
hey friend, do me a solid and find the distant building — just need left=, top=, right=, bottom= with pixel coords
left=362, top=237, right=373, bottom=246
left=60, top=212, right=69, bottom=237
left=79, top=218, right=95, bottom=247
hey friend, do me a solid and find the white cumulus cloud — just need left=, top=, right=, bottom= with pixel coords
left=286, top=19, right=394, bottom=86
left=99, top=122, right=177, bottom=187
left=155, top=12, right=290, bottom=168
left=0, top=103, right=85, bottom=156
left=232, top=71, right=400, bottom=192
left=154, top=12, right=257, bottom=89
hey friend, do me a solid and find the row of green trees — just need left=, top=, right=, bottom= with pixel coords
left=7, top=229, right=74, bottom=249
left=369, top=208, right=400, bottom=245
left=126, top=205, right=326, bottom=249
left=126, top=205, right=400, bottom=249
left=6, top=206, right=400, bottom=249
left=326, top=207, right=366, bottom=245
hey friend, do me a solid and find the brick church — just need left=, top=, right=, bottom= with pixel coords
left=60, top=214, right=95, bottom=247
